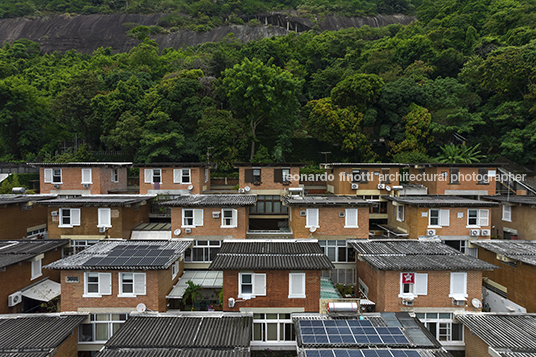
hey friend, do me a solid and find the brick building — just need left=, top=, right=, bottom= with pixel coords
left=349, top=239, right=498, bottom=352
left=32, top=162, right=131, bottom=195
left=483, top=195, right=536, bottom=240
left=0, top=239, right=68, bottom=314
left=472, top=240, right=536, bottom=313
left=0, top=313, right=89, bottom=357
left=0, top=194, right=56, bottom=240
left=136, top=163, right=214, bottom=195
left=37, top=195, right=154, bottom=254
left=384, top=196, right=497, bottom=254
left=209, top=240, right=333, bottom=349
left=44, top=239, right=192, bottom=353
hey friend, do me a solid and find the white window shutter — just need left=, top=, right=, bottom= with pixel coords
left=99, top=273, right=112, bottom=295
left=44, top=169, right=53, bottom=183
left=144, top=169, right=152, bottom=183
left=503, top=205, right=511, bottom=222
left=133, top=273, right=146, bottom=295
left=98, top=208, right=111, bottom=227
left=193, top=209, right=204, bottom=227
left=414, top=273, right=428, bottom=295
left=289, top=273, right=305, bottom=297
left=440, top=209, right=450, bottom=226
left=82, top=169, right=92, bottom=183
left=345, top=208, right=358, bottom=227
left=306, top=209, right=319, bottom=227
left=71, top=209, right=81, bottom=226
left=450, top=272, right=467, bottom=296
left=253, top=274, right=266, bottom=296
left=232, top=209, right=238, bottom=227
left=479, top=209, right=489, bottom=226
left=173, top=169, right=181, bottom=183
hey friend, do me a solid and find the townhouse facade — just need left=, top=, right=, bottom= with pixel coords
left=0, top=194, right=55, bottom=240
left=483, top=195, right=536, bottom=240
left=136, top=163, right=213, bottom=195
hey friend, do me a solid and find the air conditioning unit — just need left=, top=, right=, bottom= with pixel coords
left=402, top=299, right=414, bottom=306
left=212, top=212, right=220, bottom=218
left=470, top=229, right=480, bottom=237
left=453, top=298, right=465, bottom=306
left=51, top=211, right=58, bottom=216
left=187, top=185, right=194, bottom=191
left=238, top=188, right=245, bottom=193
left=351, top=183, right=359, bottom=190
left=53, top=184, right=61, bottom=189
left=300, top=210, right=306, bottom=217
left=377, top=184, right=385, bottom=190
left=185, top=228, right=192, bottom=234
left=339, top=212, right=345, bottom=218
left=481, top=229, right=491, bottom=236
left=427, top=229, right=436, bottom=236
left=83, top=184, right=91, bottom=189
left=385, top=186, right=392, bottom=192
left=99, top=227, right=107, bottom=233
left=8, top=291, right=22, bottom=307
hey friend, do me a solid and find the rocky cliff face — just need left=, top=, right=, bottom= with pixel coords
left=0, top=13, right=416, bottom=54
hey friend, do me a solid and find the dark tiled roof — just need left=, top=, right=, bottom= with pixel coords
left=320, top=163, right=409, bottom=168
left=134, top=162, right=215, bottom=168
left=36, top=195, right=156, bottom=207
left=161, top=194, right=257, bottom=207
left=0, top=194, right=57, bottom=205
left=483, top=195, right=536, bottom=205
left=96, top=349, right=249, bottom=357
left=0, top=240, right=68, bottom=269
left=349, top=240, right=498, bottom=271
left=0, top=313, right=88, bottom=352
left=386, top=195, right=498, bottom=207
left=44, top=240, right=192, bottom=270
left=282, top=195, right=373, bottom=206
left=233, top=162, right=306, bottom=167
left=0, top=353, right=50, bottom=357
left=412, top=163, right=501, bottom=167
left=209, top=240, right=334, bottom=270
left=29, top=162, right=132, bottom=167
left=105, top=314, right=252, bottom=349
left=456, top=313, right=536, bottom=352
left=471, top=240, right=536, bottom=267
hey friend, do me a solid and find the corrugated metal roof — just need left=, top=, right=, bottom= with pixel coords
left=105, top=314, right=252, bottom=349
left=44, top=240, right=192, bottom=270
left=161, top=195, right=257, bottom=207
left=0, top=240, right=68, bottom=269
left=472, top=240, right=536, bottom=266
left=0, top=194, right=57, bottom=205
left=132, top=223, right=172, bottom=231
left=387, top=196, right=498, bottom=207
left=0, top=313, right=88, bottom=351
left=0, top=352, right=51, bottom=357
left=96, top=348, right=249, bottom=357
left=348, top=240, right=458, bottom=256
left=320, top=163, right=409, bottom=168
left=29, top=162, right=132, bottom=167
left=134, top=163, right=215, bottom=168
left=209, top=241, right=334, bottom=270
left=456, top=313, right=536, bottom=352
left=283, top=196, right=372, bottom=206
left=37, top=195, right=156, bottom=207
left=233, top=162, right=306, bottom=167
left=483, top=196, right=536, bottom=205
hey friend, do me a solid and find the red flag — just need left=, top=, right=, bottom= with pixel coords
left=402, top=272, right=415, bottom=284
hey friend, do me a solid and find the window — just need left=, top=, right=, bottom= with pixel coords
left=184, top=240, right=221, bottom=262
left=81, top=169, right=92, bottom=184
left=205, top=168, right=209, bottom=183
left=358, top=278, right=369, bottom=298
left=450, top=167, right=459, bottom=184
left=416, top=313, right=463, bottom=343
left=245, top=168, right=261, bottom=183
left=443, top=240, right=478, bottom=257
left=323, top=269, right=356, bottom=285
left=31, top=259, right=42, bottom=280
left=79, top=314, right=128, bottom=343
left=345, top=208, right=359, bottom=228
left=98, top=208, right=111, bottom=228
left=174, top=168, right=191, bottom=184
left=64, top=240, right=99, bottom=256
left=274, top=168, right=291, bottom=183
left=429, top=209, right=450, bottom=227
left=250, top=195, right=287, bottom=214
left=44, top=168, right=62, bottom=183
left=282, top=168, right=290, bottom=182
left=318, top=240, right=356, bottom=263
left=59, top=208, right=81, bottom=228
left=381, top=169, right=391, bottom=184
left=478, top=168, right=488, bottom=184
left=352, top=169, right=368, bottom=183
left=111, top=169, right=119, bottom=183
left=253, top=313, right=294, bottom=343
left=289, top=272, right=306, bottom=298
left=397, top=205, right=404, bottom=222
left=119, top=273, right=146, bottom=297
left=84, top=272, right=112, bottom=297
left=239, top=273, right=266, bottom=297
left=502, top=205, right=512, bottom=222
left=467, top=209, right=489, bottom=227
left=221, top=209, right=237, bottom=228
left=144, top=168, right=162, bottom=183
left=305, top=208, right=319, bottom=228
left=253, top=168, right=261, bottom=183
left=182, top=209, right=203, bottom=227
left=172, top=261, right=179, bottom=278
left=449, top=272, right=467, bottom=299
left=399, top=272, right=427, bottom=297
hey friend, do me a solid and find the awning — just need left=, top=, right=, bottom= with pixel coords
left=21, top=279, right=61, bottom=302
left=167, top=271, right=223, bottom=299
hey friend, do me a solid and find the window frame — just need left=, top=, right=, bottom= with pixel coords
left=238, top=272, right=266, bottom=298
left=502, top=204, right=512, bottom=222
left=221, top=209, right=237, bottom=228
left=449, top=167, right=459, bottom=184
left=252, top=313, right=295, bottom=344
left=185, top=240, right=222, bottom=263
left=81, top=168, right=92, bottom=184
left=31, top=258, right=42, bottom=280
left=398, top=272, right=428, bottom=298
left=305, top=208, right=319, bottom=228
left=182, top=209, right=203, bottom=228
left=181, top=168, right=191, bottom=184
left=288, top=272, right=306, bottom=299
left=467, top=209, right=489, bottom=227
left=252, top=168, right=261, bottom=184
left=97, top=208, right=112, bottom=228
left=318, top=240, right=356, bottom=263
left=416, top=313, right=464, bottom=343
left=84, top=272, right=112, bottom=297
left=449, top=272, right=468, bottom=299
left=59, top=208, right=81, bottom=228
left=78, top=313, right=128, bottom=344
left=344, top=208, right=359, bottom=228
left=111, top=169, right=119, bottom=183
left=118, top=272, right=146, bottom=297
left=478, top=168, right=489, bottom=184
left=397, top=205, right=404, bottom=222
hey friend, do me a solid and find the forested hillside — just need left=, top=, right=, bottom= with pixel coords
left=1, top=0, right=536, bottom=169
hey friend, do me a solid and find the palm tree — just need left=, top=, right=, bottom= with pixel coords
left=183, top=280, right=203, bottom=311
left=437, top=143, right=485, bottom=163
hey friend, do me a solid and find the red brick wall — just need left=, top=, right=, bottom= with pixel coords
left=222, top=270, right=321, bottom=312
left=289, top=206, right=369, bottom=238
left=463, top=326, right=492, bottom=357
left=139, top=167, right=208, bottom=194
left=408, top=167, right=496, bottom=195
left=40, top=167, right=126, bottom=194
left=97, top=167, right=128, bottom=194
left=490, top=204, right=536, bottom=241
left=326, top=167, right=401, bottom=195
left=55, top=329, right=79, bottom=357
left=0, top=204, right=48, bottom=240
left=170, top=206, right=249, bottom=238
left=238, top=167, right=300, bottom=191
left=0, top=248, right=62, bottom=314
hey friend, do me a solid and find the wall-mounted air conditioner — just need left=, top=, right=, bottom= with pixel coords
left=427, top=229, right=436, bottom=236
left=185, top=228, right=192, bottom=234
left=238, top=188, right=245, bottom=193
left=300, top=210, right=306, bottom=217
left=83, top=184, right=91, bottom=189
left=8, top=291, right=22, bottom=307
left=339, top=212, right=345, bottom=218
left=351, top=183, right=359, bottom=190
left=53, top=184, right=61, bottom=189
left=377, top=184, right=385, bottom=190
left=452, top=298, right=465, bottom=306
left=470, top=229, right=480, bottom=237
left=99, top=227, right=107, bottom=233
left=481, top=229, right=490, bottom=236
left=402, top=299, right=414, bottom=306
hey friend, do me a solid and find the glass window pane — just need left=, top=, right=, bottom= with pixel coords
left=265, top=201, right=273, bottom=213
left=254, top=323, right=264, bottom=341
left=242, top=285, right=252, bottom=294
left=281, top=314, right=291, bottom=320
left=273, top=201, right=281, bottom=213
left=438, top=313, right=451, bottom=319
left=338, top=247, right=347, bottom=262
left=427, top=322, right=437, bottom=338
left=192, top=247, right=204, bottom=262
left=266, top=313, right=278, bottom=320
left=96, top=314, right=110, bottom=321
left=79, top=324, right=93, bottom=342
left=327, top=247, right=336, bottom=261
left=426, top=313, right=438, bottom=319
left=253, top=313, right=264, bottom=319
left=415, top=313, right=425, bottom=320
left=267, top=323, right=278, bottom=341
left=242, top=274, right=252, bottom=284
left=112, top=323, right=123, bottom=334
left=95, top=324, right=109, bottom=341
left=111, top=314, right=127, bottom=321
left=452, top=323, right=463, bottom=341
left=257, top=201, right=264, bottom=212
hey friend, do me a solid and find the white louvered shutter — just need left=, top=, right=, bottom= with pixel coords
left=479, top=209, right=489, bottom=226
left=193, top=209, right=204, bottom=226
left=289, top=273, right=305, bottom=297
left=345, top=208, right=358, bottom=228
left=144, top=169, right=152, bottom=183
left=450, top=272, right=467, bottom=296
left=439, top=209, right=450, bottom=226
left=253, top=274, right=266, bottom=296
left=414, top=273, right=428, bottom=295
left=173, top=169, right=181, bottom=183
left=82, top=169, right=92, bottom=183
left=306, top=209, right=319, bottom=227
left=503, top=205, right=512, bottom=221
left=231, top=209, right=238, bottom=227
left=98, top=208, right=111, bottom=227
left=71, top=209, right=81, bottom=226
left=133, top=273, right=146, bottom=295
left=44, top=169, right=53, bottom=183
left=99, top=273, right=112, bottom=295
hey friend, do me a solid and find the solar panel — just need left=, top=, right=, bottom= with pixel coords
left=109, top=258, right=129, bottom=266
left=133, top=250, right=151, bottom=257
left=152, top=257, right=171, bottom=266
left=158, top=249, right=176, bottom=256
left=96, top=258, right=116, bottom=265
left=84, top=257, right=103, bottom=266
left=303, top=350, right=424, bottom=357
left=124, top=257, right=143, bottom=265
left=139, top=257, right=156, bottom=265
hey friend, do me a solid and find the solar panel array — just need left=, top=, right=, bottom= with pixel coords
left=304, top=350, right=422, bottom=357
left=84, top=245, right=175, bottom=267
left=299, top=320, right=410, bottom=347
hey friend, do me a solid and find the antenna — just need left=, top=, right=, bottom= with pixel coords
left=136, top=303, right=147, bottom=312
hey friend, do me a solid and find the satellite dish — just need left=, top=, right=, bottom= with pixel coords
left=136, top=303, right=147, bottom=312
left=173, top=229, right=181, bottom=236
left=309, top=226, right=317, bottom=233
left=385, top=186, right=392, bottom=192
left=472, top=298, right=482, bottom=309
left=244, top=186, right=251, bottom=192
left=187, top=185, right=194, bottom=191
